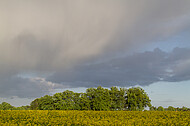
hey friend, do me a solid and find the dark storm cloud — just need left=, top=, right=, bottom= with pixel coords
left=165, top=48, right=190, bottom=82
left=0, top=73, right=64, bottom=98
left=1, top=0, right=190, bottom=71
left=47, top=48, right=190, bottom=87
left=0, top=0, right=190, bottom=97
left=0, top=76, right=44, bottom=98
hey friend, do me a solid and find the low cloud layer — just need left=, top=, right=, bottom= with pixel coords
left=0, top=1, right=190, bottom=98
left=1, top=47, right=190, bottom=98
left=47, top=48, right=190, bottom=88
left=0, top=75, right=65, bottom=98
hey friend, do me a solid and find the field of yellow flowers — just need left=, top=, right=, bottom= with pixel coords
left=0, top=110, right=190, bottom=125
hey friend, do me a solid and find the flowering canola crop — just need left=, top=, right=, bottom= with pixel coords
left=0, top=110, right=190, bottom=125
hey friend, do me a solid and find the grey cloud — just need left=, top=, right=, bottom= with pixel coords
left=0, top=73, right=64, bottom=98
left=0, top=75, right=42, bottom=98
left=1, top=47, right=190, bottom=98
left=47, top=48, right=190, bottom=87
left=165, top=48, right=190, bottom=81
left=0, top=1, right=190, bottom=98
left=0, top=0, right=190, bottom=71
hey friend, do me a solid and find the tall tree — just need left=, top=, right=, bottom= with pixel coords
left=86, top=86, right=111, bottom=110
left=118, top=88, right=127, bottom=110
left=73, top=93, right=81, bottom=110
left=38, top=95, right=55, bottom=110
left=86, top=87, right=96, bottom=110
left=30, top=98, right=40, bottom=110
left=109, top=87, right=127, bottom=110
left=29, top=86, right=152, bottom=111
left=0, top=102, right=15, bottom=110
left=53, top=90, right=75, bottom=110
left=79, top=93, right=91, bottom=110
left=149, top=106, right=157, bottom=111
left=157, top=106, right=165, bottom=111
left=167, top=106, right=175, bottom=111
left=126, top=87, right=151, bottom=111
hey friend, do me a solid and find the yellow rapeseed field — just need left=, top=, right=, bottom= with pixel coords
left=0, top=110, right=190, bottom=125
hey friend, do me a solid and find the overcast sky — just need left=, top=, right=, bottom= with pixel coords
left=0, top=0, right=190, bottom=107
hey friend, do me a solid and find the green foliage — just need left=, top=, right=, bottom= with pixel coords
left=38, top=95, right=55, bottom=110
left=79, top=93, right=91, bottom=110
left=30, top=98, right=40, bottom=110
left=53, top=90, right=76, bottom=110
left=0, top=102, right=15, bottom=110
left=16, top=105, right=30, bottom=110
left=0, top=102, right=30, bottom=110
left=29, top=86, right=152, bottom=111
left=157, top=106, right=165, bottom=111
left=1, top=86, right=190, bottom=111
left=126, top=87, right=151, bottom=111
left=109, top=87, right=126, bottom=110
left=149, top=106, right=157, bottom=111
left=181, top=106, right=189, bottom=111
left=167, top=106, right=175, bottom=111
left=86, top=86, right=111, bottom=110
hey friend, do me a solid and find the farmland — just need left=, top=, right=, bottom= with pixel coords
left=0, top=110, right=190, bottom=125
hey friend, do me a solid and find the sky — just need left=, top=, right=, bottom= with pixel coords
left=0, top=0, right=190, bottom=108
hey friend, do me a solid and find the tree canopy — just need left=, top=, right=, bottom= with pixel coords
left=1, top=86, right=190, bottom=111
left=30, top=86, right=151, bottom=111
left=0, top=102, right=30, bottom=110
left=126, top=87, right=151, bottom=111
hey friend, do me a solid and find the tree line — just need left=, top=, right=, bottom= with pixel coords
left=30, top=86, right=151, bottom=111
left=0, top=86, right=189, bottom=111
left=0, top=102, right=30, bottom=110
left=150, top=106, right=190, bottom=111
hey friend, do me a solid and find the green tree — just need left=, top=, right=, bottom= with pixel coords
left=86, top=86, right=111, bottom=111
left=53, top=90, right=75, bottom=110
left=79, top=93, right=91, bottom=110
left=126, top=87, right=151, bottom=111
left=167, top=106, right=175, bottom=111
left=149, top=106, right=157, bottom=111
left=181, top=106, right=188, bottom=111
left=94, top=86, right=111, bottom=111
left=118, top=88, right=127, bottom=110
left=86, top=87, right=96, bottom=110
left=16, top=105, right=30, bottom=110
left=157, top=106, right=165, bottom=111
left=30, top=98, right=40, bottom=110
left=0, top=104, right=3, bottom=110
left=73, top=93, right=81, bottom=110
left=109, top=87, right=127, bottom=110
left=1, top=102, right=15, bottom=110
left=28, top=86, right=153, bottom=111
left=38, top=95, right=55, bottom=110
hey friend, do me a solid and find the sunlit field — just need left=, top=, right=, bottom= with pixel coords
left=0, top=110, right=190, bottom=125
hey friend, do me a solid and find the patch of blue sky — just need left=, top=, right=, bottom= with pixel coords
left=141, top=31, right=190, bottom=52
left=143, top=80, right=190, bottom=108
